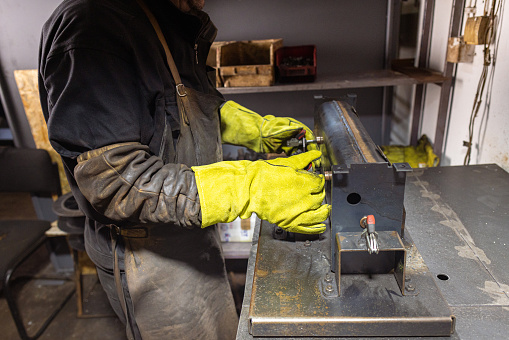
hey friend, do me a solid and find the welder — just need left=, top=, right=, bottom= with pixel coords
left=38, top=0, right=330, bottom=338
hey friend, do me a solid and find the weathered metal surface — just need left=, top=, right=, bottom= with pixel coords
left=237, top=219, right=460, bottom=340
left=237, top=165, right=509, bottom=340
left=405, top=165, right=509, bottom=307
left=451, top=306, right=509, bottom=339
left=248, top=220, right=454, bottom=337
left=238, top=165, right=509, bottom=339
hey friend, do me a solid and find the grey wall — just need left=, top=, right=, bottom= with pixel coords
left=207, top=0, right=387, bottom=75
left=206, top=0, right=388, bottom=144
left=0, top=0, right=389, bottom=147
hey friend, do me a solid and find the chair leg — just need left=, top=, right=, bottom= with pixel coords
left=4, top=238, right=75, bottom=340
left=73, top=248, right=85, bottom=318
left=72, top=248, right=115, bottom=318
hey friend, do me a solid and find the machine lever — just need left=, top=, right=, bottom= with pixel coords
left=360, top=215, right=379, bottom=254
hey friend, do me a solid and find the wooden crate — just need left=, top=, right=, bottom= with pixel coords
left=209, top=39, right=283, bottom=87
left=447, top=37, right=475, bottom=63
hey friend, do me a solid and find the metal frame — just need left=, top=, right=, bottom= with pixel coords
left=410, top=0, right=466, bottom=158
left=248, top=220, right=455, bottom=338
left=433, top=0, right=465, bottom=156
left=382, top=0, right=402, bottom=145
left=337, top=231, right=406, bottom=295
left=4, top=235, right=74, bottom=340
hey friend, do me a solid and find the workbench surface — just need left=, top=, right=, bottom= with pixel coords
left=236, top=164, right=509, bottom=339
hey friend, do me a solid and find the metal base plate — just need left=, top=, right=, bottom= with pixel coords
left=248, top=220, right=455, bottom=337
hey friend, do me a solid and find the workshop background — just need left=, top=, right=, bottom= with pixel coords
left=2, top=0, right=508, bottom=171
left=1, top=0, right=509, bottom=339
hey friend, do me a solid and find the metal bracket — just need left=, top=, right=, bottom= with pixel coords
left=336, top=231, right=406, bottom=295
left=393, top=162, right=413, bottom=172
left=331, top=164, right=349, bottom=174
left=176, top=83, right=187, bottom=97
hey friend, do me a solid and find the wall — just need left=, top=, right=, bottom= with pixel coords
left=419, top=0, right=509, bottom=171
left=0, top=0, right=389, bottom=148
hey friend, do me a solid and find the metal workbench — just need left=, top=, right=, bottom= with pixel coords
left=236, top=164, right=509, bottom=339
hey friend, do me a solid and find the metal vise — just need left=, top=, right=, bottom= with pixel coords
left=247, top=96, right=455, bottom=338
left=314, top=95, right=411, bottom=295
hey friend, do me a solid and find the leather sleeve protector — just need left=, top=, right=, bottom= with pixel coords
left=74, top=142, right=201, bottom=228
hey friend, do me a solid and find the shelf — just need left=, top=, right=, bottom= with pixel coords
left=217, top=68, right=448, bottom=95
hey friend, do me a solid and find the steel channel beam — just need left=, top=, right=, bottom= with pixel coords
left=434, top=0, right=465, bottom=157
left=410, top=0, right=435, bottom=146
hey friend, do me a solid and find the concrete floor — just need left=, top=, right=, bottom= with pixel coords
left=0, top=243, right=245, bottom=339
left=0, top=193, right=245, bottom=339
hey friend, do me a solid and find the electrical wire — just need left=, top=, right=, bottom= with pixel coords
left=476, top=0, right=505, bottom=163
left=463, top=0, right=504, bottom=165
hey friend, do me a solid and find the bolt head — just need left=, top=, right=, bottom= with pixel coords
left=325, top=284, right=334, bottom=293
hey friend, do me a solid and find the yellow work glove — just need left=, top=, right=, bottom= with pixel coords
left=220, top=100, right=319, bottom=155
left=192, top=150, right=330, bottom=234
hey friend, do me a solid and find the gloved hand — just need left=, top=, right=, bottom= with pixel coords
left=220, top=100, right=319, bottom=155
left=192, top=150, right=330, bottom=234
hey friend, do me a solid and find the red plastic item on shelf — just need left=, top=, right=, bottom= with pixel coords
left=275, top=45, right=317, bottom=83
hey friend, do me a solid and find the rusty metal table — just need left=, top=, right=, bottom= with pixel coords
left=236, top=164, right=509, bottom=339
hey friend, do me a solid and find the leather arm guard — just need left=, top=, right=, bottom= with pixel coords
left=74, top=142, right=201, bottom=228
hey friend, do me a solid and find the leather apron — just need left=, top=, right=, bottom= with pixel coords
left=122, top=87, right=238, bottom=340
left=116, top=2, right=238, bottom=339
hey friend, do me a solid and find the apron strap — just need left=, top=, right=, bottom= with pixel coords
left=136, top=0, right=192, bottom=126
left=136, top=0, right=184, bottom=86
left=110, top=226, right=136, bottom=340
left=136, top=0, right=192, bottom=122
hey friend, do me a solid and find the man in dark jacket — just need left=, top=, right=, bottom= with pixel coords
left=39, top=0, right=330, bottom=339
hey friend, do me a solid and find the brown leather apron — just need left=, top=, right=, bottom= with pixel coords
left=114, top=1, right=238, bottom=339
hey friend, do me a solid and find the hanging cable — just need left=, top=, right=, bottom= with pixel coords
left=463, top=0, right=504, bottom=165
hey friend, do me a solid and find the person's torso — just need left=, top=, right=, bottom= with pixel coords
left=39, top=0, right=221, bottom=269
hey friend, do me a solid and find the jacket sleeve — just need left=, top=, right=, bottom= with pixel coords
left=74, top=142, right=201, bottom=228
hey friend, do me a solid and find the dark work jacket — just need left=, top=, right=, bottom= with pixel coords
left=38, top=0, right=222, bottom=269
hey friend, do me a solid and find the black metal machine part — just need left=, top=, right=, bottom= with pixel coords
left=313, top=96, right=411, bottom=274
